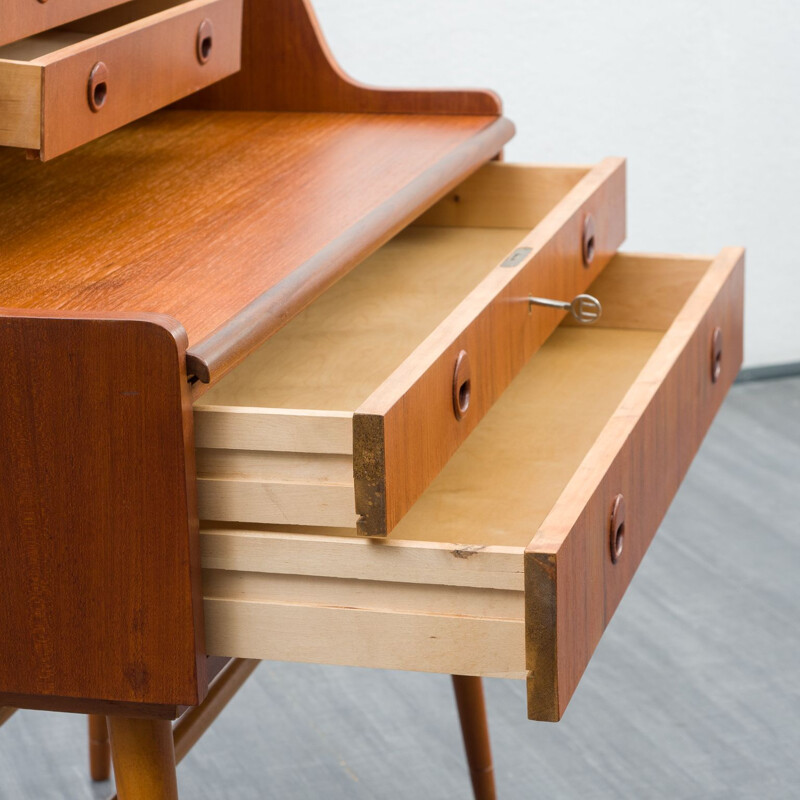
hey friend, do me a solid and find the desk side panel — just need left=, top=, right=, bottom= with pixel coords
left=0, top=312, right=206, bottom=710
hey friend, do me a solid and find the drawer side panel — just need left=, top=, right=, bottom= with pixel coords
left=525, top=248, right=745, bottom=721
left=355, top=158, right=626, bottom=536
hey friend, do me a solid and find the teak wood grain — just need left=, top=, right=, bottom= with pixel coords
left=180, top=0, right=501, bottom=115
left=0, top=0, right=130, bottom=47
left=192, top=162, right=620, bottom=535
left=0, top=0, right=244, bottom=160
left=0, top=311, right=206, bottom=713
left=354, top=158, right=626, bottom=535
left=525, top=248, right=745, bottom=721
left=0, top=110, right=512, bottom=386
left=197, top=251, right=744, bottom=714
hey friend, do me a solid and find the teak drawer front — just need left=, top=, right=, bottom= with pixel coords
left=0, top=0, right=242, bottom=159
left=0, top=0, right=131, bottom=47
left=194, top=159, right=627, bottom=537
left=199, top=248, right=744, bottom=721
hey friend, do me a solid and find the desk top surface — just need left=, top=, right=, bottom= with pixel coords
left=0, top=110, right=512, bottom=384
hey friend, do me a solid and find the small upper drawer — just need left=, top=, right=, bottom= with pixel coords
left=193, top=159, right=627, bottom=537
left=0, top=0, right=242, bottom=159
left=0, top=0, right=131, bottom=47
left=200, top=247, right=744, bottom=721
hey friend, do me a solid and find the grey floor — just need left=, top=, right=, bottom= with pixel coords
left=1, top=377, right=798, bottom=799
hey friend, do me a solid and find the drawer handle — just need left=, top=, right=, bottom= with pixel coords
left=582, top=214, right=595, bottom=267
left=610, top=494, right=625, bottom=564
left=711, top=327, right=723, bottom=383
left=197, top=19, right=214, bottom=64
left=87, top=62, right=109, bottom=113
left=452, top=350, right=471, bottom=420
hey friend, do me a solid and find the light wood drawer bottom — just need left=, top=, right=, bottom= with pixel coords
left=194, top=160, right=627, bottom=537
left=201, top=248, right=744, bottom=720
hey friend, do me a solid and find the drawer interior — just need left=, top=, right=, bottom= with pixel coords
left=200, top=251, right=728, bottom=683
left=200, top=252, right=712, bottom=543
left=0, top=1, right=189, bottom=62
left=391, top=252, right=711, bottom=547
left=196, top=169, right=591, bottom=414
left=194, top=163, right=602, bottom=529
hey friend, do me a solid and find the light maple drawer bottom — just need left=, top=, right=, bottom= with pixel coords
left=200, top=249, right=744, bottom=721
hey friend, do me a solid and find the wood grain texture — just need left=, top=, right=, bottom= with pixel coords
left=200, top=527, right=525, bottom=591
left=414, top=162, right=589, bottom=228
left=0, top=60, right=41, bottom=149
left=195, top=226, right=528, bottom=411
left=0, top=110, right=512, bottom=385
left=355, top=158, right=626, bottom=535
left=180, top=0, right=501, bottom=115
left=0, top=0, right=130, bottom=46
left=204, top=598, right=526, bottom=679
left=198, top=476, right=357, bottom=528
left=195, top=407, right=353, bottom=453
left=525, top=248, right=745, bottom=722
left=0, top=311, right=206, bottom=712
left=193, top=164, right=612, bottom=534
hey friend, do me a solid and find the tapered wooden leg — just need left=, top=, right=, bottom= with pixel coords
left=108, top=717, right=178, bottom=800
left=88, top=714, right=111, bottom=781
left=452, top=675, right=496, bottom=800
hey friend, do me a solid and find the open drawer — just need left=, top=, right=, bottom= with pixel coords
left=0, top=0, right=242, bottom=159
left=199, top=248, right=744, bottom=721
left=194, top=159, right=627, bottom=536
left=0, top=0, right=132, bottom=47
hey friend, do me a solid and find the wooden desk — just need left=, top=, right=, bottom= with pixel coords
left=0, top=0, right=743, bottom=797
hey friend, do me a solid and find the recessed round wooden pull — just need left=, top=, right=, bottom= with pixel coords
left=87, top=62, right=109, bottom=113
left=609, top=494, right=625, bottom=564
left=582, top=214, right=596, bottom=267
left=196, top=19, right=214, bottom=64
left=711, top=326, right=723, bottom=383
left=452, top=350, right=471, bottom=420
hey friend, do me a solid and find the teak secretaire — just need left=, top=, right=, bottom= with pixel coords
left=0, top=1, right=744, bottom=797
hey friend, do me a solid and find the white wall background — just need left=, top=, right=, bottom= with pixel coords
left=314, top=0, right=800, bottom=368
